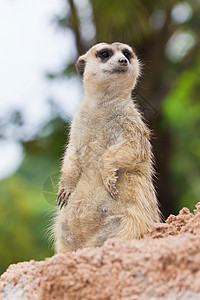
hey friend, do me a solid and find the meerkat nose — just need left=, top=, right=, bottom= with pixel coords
left=118, top=58, right=128, bottom=66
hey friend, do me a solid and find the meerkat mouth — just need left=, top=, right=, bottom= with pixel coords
left=112, top=69, right=128, bottom=74
left=104, top=68, right=128, bottom=75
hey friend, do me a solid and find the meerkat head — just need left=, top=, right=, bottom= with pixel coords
left=76, top=42, right=140, bottom=99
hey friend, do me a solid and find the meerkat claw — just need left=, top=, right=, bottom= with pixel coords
left=57, top=189, right=64, bottom=203
left=58, top=192, right=66, bottom=206
left=60, top=199, right=67, bottom=209
left=57, top=190, right=71, bottom=209
left=108, top=181, right=118, bottom=200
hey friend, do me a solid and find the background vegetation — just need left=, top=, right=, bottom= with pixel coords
left=0, top=0, right=200, bottom=274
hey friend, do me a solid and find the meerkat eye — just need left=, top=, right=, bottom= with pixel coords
left=99, top=50, right=110, bottom=59
left=97, top=49, right=113, bottom=60
left=123, top=49, right=132, bottom=60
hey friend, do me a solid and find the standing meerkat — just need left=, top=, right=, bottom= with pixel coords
left=54, top=42, right=160, bottom=253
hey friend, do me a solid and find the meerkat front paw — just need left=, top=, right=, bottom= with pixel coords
left=101, top=172, right=119, bottom=200
left=57, top=188, right=71, bottom=209
left=99, top=157, right=119, bottom=199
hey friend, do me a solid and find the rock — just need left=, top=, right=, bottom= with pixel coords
left=1, top=202, right=200, bottom=300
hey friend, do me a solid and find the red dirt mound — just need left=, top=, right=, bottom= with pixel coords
left=1, top=203, right=200, bottom=300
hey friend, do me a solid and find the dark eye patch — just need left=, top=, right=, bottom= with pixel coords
left=122, top=49, right=133, bottom=61
left=96, top=48, right=114, bottom=61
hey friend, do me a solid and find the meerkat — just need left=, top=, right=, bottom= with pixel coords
left=54, top=42, right=160, bottom=253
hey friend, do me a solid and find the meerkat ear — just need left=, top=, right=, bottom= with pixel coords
left=75, top=56, right=86, bottom=76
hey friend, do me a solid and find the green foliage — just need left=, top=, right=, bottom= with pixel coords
left=0, top=117, right=69, bottom=274
left=0, top=174, right=53, bottom=273
left=162, top=55, right=200, bottom=211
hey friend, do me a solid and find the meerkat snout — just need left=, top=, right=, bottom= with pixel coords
left=118, top=57, right=128, bottom=66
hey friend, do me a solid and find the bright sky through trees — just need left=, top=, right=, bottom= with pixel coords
left=0, top=0, right=82, bottom=179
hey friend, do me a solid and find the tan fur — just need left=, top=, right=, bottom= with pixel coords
left=54, top=42, right=160, bottom=253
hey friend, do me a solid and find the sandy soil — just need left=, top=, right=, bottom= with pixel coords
left=1, top=202, right=200, bottom=300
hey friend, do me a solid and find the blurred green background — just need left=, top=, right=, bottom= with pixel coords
left=0, top=0, right=200, bottom=274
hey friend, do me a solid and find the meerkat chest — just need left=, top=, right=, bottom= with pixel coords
left=74, top=108, right=125, bottom=150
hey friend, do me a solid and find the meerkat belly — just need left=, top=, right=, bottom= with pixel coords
left=58, top=167, right=149, bottom=250
left=58, top=180, right=123, bottom=250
